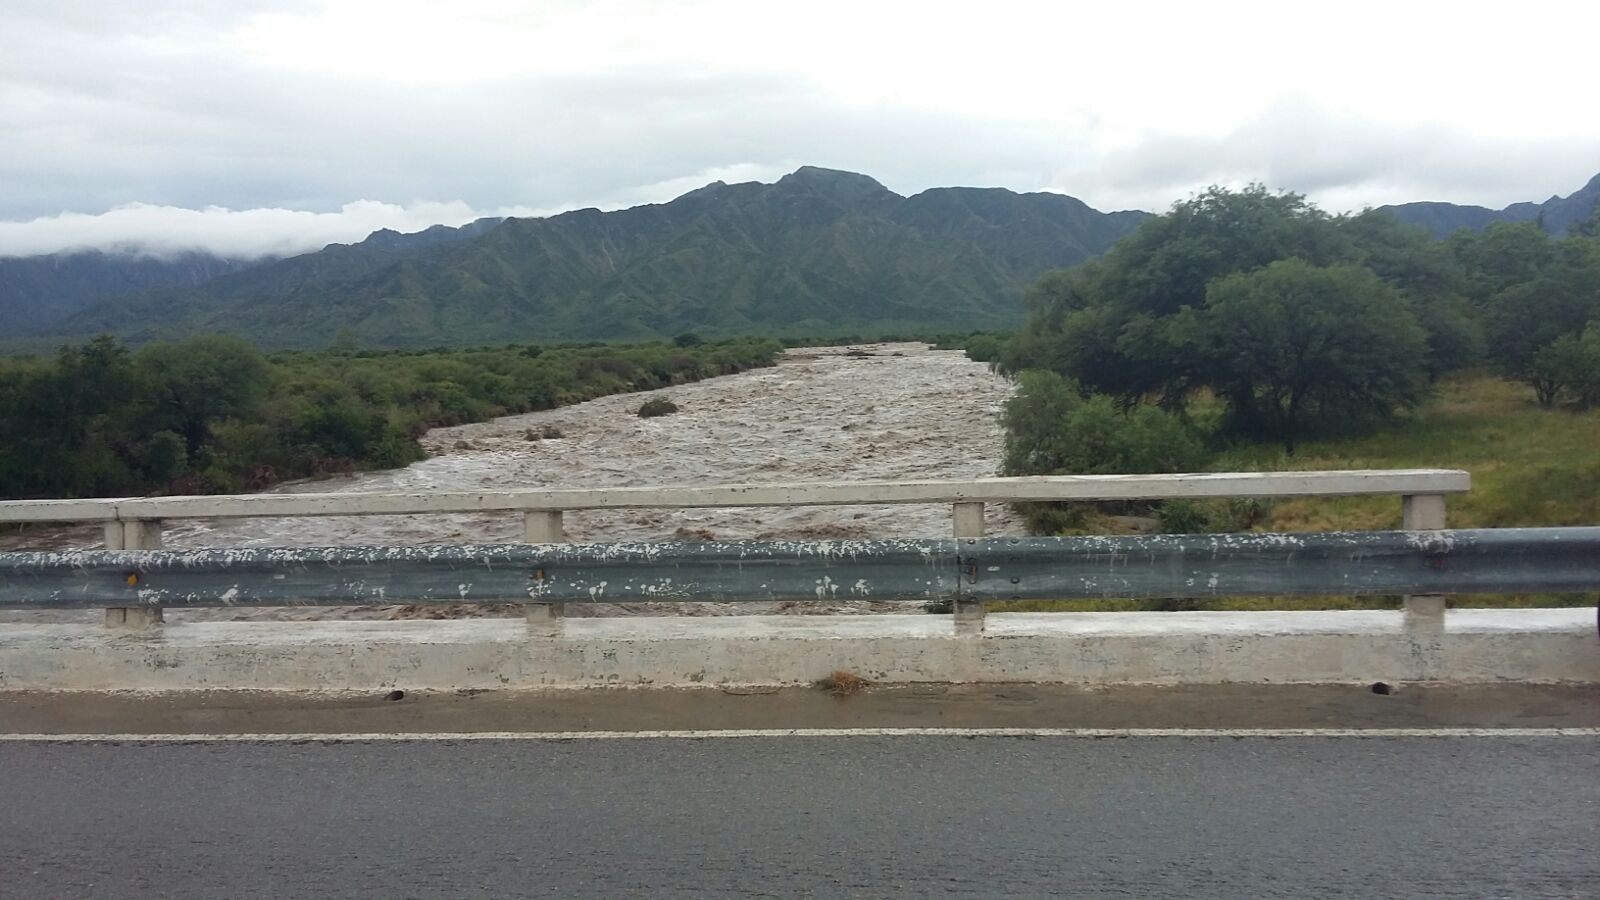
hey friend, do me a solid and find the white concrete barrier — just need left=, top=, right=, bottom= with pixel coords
left=2, top=610, right=1594, bottom=692
left=0, top=470, right=1471, bottom=524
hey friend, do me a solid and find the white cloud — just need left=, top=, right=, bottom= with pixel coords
left=1057, top=100, right=1600, bottom=214
left=606, top=163, right=798, bottom=208
left=2, top=0, right=1599, bottom=256
left=0, top=200, right=551, bottom=260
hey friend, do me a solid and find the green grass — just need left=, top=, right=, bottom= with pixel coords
left=990, top=373, right=1599, bottom=612
left=1223, top=374, right=1600, bottom=530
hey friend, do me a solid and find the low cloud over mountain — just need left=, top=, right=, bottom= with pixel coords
left=0, top=200, right=544, bottom=261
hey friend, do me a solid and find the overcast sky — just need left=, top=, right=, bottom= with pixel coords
left=3, top=0, right=1598, bottom=258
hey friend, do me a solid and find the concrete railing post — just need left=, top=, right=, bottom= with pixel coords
left=1402, top=494, right=1448, bottom=630
left=104, top=518, right=164, bottom=629
left=524, top=510, right=565, bottom=630
left=952, top=500, right=985, bottom=631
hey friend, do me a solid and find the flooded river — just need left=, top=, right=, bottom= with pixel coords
left=5, top=343, right=1022, bottom=618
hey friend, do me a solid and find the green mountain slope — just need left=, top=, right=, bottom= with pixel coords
left=57, top=217, right=505, bottom=339
left=58, top=168, right=1148, bottom=348
left=0, top=250, right=260, bottom=332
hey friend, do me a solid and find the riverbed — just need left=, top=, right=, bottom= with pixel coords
left=4, top=343, right=1021, bottom=618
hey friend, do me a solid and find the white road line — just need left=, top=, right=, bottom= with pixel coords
left=2, top=727, right=1598, bottom=742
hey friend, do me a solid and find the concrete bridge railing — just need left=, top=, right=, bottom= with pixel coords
left=0, top=469, right=1478, bottom=629
left=6, top=468, right=1600, bottom=691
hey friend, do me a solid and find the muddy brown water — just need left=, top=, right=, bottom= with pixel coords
left=3, top=344, right=1023, bottom=620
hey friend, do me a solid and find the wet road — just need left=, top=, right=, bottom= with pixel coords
left=4, top=735, right=1597, bottom=898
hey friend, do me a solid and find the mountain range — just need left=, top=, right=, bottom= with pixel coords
left=4, top=166, right=1597, bottom=349
left=29, top=168, right=1147, bottom=348
left=1379, top=172, right=1600, bottom=238
left=0, top=250, right=258, bottom=334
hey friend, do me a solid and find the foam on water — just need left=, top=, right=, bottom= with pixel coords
left=4, top=344, right=1022, bottom=619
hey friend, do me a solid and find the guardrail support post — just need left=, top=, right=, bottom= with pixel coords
left=524, top=511, right=565, bottom=630
left=104, top=519, right=164, bottom=629
left=1402, top=495, right=1447, bottom=630
left=952, top=501, right=985, bottom=631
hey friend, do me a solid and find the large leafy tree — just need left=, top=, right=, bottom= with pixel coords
left=1338, top=211, right=1482, bottom=376
left=1017, top=185, right=1353, bottom=404
left=0, top=336, right=144, bottom=496
left=134, top=334, right=271, bottom=456
left=1188, top=261, right=1429, bottom=450
left=999, top=185, right=1473, bottom=452
left=1448, top=222, right=1559, bottom=304
left=1456, top=230, right=1600, bottom=397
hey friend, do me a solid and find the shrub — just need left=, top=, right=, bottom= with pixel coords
left=963, top=333, right=1005, bottom=363
left=637, top=396, right=679, bottom=418
left=0, top=336, right=781, bottom=500
left=1158, top=500, right=1211, bottom=534
left=1158, top=496, right=1274, bottom=534
left=1000, top=371, right=1209, bottom=477
left=1000, top=369, right=1212, bottom=535
left=1529, top=322, right=1600, bottom=408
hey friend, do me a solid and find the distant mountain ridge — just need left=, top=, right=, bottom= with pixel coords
left=0, top=217, right=503, bottom=335
left=46, top=168, right=1148, bottom=348
left=0, top=250, right=262, bottom=333
left=9, top=166, right=1599, bottom=349
left=1381, top=172, right=1600, bottom=237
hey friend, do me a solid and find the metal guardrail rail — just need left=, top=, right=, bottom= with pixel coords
left=0, top=469, right=1483, bottom=628
left=4, top=528, right=1596, bottom=610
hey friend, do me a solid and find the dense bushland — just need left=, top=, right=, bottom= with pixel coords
left=986, top=185, right=1600, bottom=533
left=0, top=335, right=781, bottom=499
left=997, top=188, right=1599, bottom=441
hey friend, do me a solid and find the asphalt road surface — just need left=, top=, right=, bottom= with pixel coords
left=3, top=734, right=1597, bottom=898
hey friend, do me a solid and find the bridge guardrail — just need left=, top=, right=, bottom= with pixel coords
left=4, top=527, right=1596, bottom=609
left=0, top=470, right=1475, bottom=628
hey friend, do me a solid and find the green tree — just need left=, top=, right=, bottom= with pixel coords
left=1529, top=323, right=1600, bottom=408
left=1006, top=188, right=1484, bottom=412
left=1449, top=221, right=1558, bottom=304
left=1479, top=237, right=1600, bottom=385
left=1339, top=211, right=1483, bottom=375
left=1036, top=185, right=1353, bottom=403
left=0, top=337, right=151, bottom=497
left=135, top=335, right=271, bottom=456
left=1192, top=260, right=1429, bottom=452
left=1000, top=370, right=1207, bottom=476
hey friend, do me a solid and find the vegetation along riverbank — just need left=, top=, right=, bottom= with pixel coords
left=971, top=186, right=1599, bottom=610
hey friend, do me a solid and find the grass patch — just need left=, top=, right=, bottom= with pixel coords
left=1219, top=372, right=1600, bottom=530
left=997, top=374, right=1599, bottom=611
